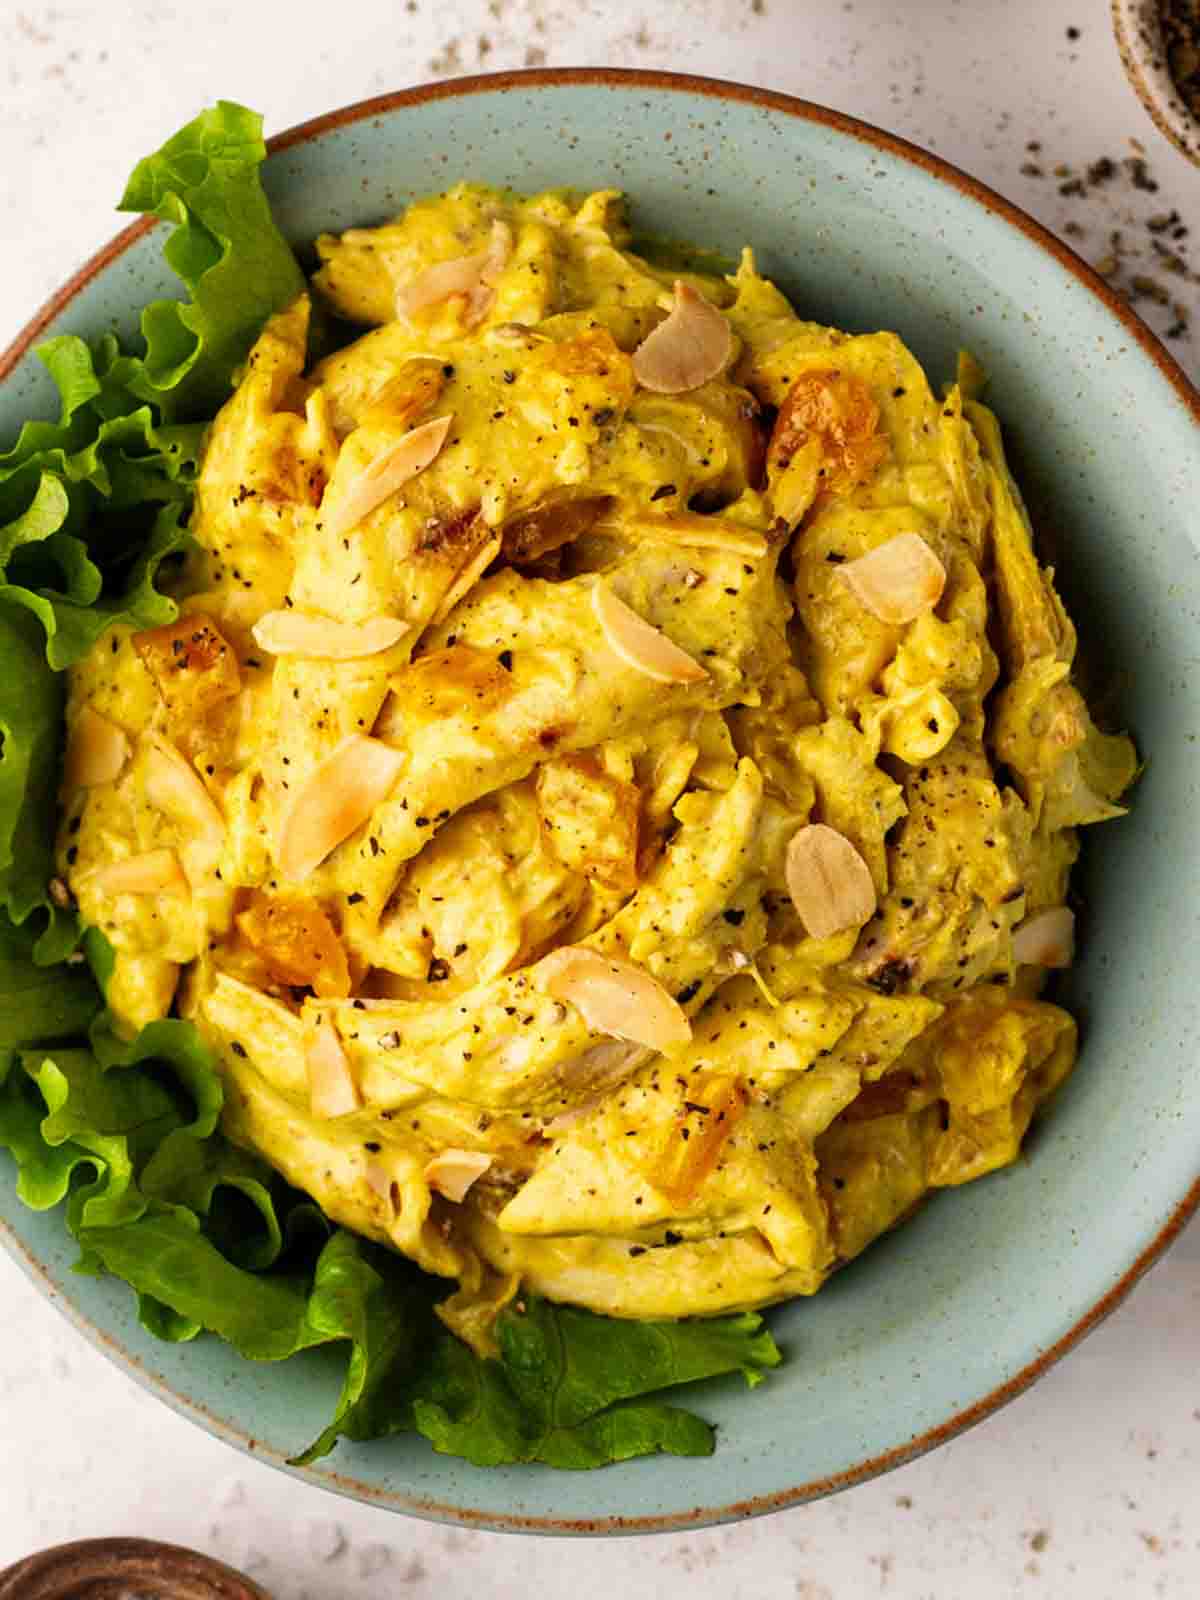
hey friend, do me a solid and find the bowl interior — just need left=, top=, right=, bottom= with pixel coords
left=2, top=74, right=1198, bottom=1532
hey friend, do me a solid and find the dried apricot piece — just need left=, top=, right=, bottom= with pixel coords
left=237, top=890, right=351, bottom=998
left=768, top=369, right=889, bottom=501
left=536, top=754, right=641, bottom=892
left=648, top=1071, right=748, bottom=1208
left=133, top=613, right=241, bottom=751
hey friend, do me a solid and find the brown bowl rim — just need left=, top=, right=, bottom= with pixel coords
left=1111, top=0, right=1200, bottom=168
left=0, top=67, right=1197, bottom=1536
left=0, top=1536, right=270, bottom=1599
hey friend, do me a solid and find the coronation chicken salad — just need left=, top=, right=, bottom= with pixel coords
left=57, top=182, right=1136, bottom=1351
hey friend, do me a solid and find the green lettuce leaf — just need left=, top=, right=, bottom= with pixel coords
left=0, top=917, right=97, bottom=1053
left=296, top=1266, right=780, bottom=1470
left=0, top=607, right=65, bottom=932
left=117, top=100, right=306, bottom=418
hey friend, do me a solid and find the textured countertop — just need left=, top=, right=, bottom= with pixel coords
left=2, top=2, right=1198, bottom=1594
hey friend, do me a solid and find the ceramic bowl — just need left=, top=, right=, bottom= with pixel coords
left=1, top=70, right=1198, bottom=1535
left=0, top=1539, right=270, bottom=1600
left=1112, top=0, right=1200, bottom=166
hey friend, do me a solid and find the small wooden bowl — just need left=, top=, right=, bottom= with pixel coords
left=1112, top=0, right=1200, bottom=166
left=0, top=1539, right=271, bottom=1600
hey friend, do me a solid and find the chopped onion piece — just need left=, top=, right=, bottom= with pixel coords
left=323, top=414, right=453, bottom=541
left=632, top=281, right=733, bottom=395
left=64, top=706, right=129, bottom=789
left=537, top=946, right=692, bottom=1051
left=143, top=734, right=224, bottom=842
left=835, top=532, right=946, bottom=625
left=276, top=734, right=405, bottom=881
left=88, top=848, right=189, bottom=898
left=306, top=1011, right=361, bottom=1119
left=251, top=611, right=407, bottom=660
left=786, top=824, right=877, bottom=941
left=424, top=1149, right=493, bottom=1203
left=1012, top=907, right=1075, bottom=968
left=430, top=532, right=502, bottom=624
left=592, top=581, right=708, bottom=685
left=395, top=219, right=513, bottom=326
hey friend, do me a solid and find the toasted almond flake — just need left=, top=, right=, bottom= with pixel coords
left=628, top=511, right=769, bottom=560
left=306, top=1011, right=361, bottom=1119
left=88, top=848, right=189, bottom=898
left=424, top=1148, right=494, bottom=1203
left=430, top=533, right=502, bottom=625
left=537, top=946, right=692, bottom=1051
left=592, top=581, right=708, bottom=686
left=786, top=824, right=877, bottom=941
left=560, top=1039, right=652, bottom=1099
left=63, top=706, right=129, bottom=789
left=251, top=611, right=407, bottom=660
left=323, top=414, right=453, bottom=541
left=471, top=218, right=514, bottom=322
left=1012, top=907, right=1075, bottom=968
left=395, top=220, right=513, bottom=327
left=143, top=735, right=224, bottom=842
left=396, top=251, right=489, bottom=321
left=364, top=1161, right=396, bottom=1207
left=277, top=734, right=405, bottom=881
left=632, top=281, right=733, bottom=395
left=835, top=532, right=947, bottom=625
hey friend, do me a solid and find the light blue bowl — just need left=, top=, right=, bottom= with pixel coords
left=1, top=70, right=1197, bottom=1534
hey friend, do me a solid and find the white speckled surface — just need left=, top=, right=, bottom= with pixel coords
left=1, top=1, right=1198, bottom=1592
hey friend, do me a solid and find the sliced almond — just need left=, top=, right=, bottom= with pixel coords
left=323, top=414, right=453, bottom=541
left=364, top=1161, right=397, bottom=1208
left=472, top=218, right=514, bottom=322
left=88, top=848, right=189, bottom=898
left=632, top=281, right=733, bottom=395
left=251, top=611, right=407, bottom=660
left=306, top=1011, right=361, bottom=1119
left=395, top=219, right=513, bottom=327
left=396, top=251, right=489, bottom=322
left=786, top=824, right=877, bottom=941
left=537, top=945, right=692, bottom=1051
left=629, top=511, right=769, bottom=561
left=143, top=735, right=224, bottom=842
left=424, top=1149, right=493, bottom=1203
left=1012, top=906, right=1075, bottom=968
left=592, top=580, right=708, bottom=686
left=63, top=706, right=129, bottom=789
left=430, top=532, right=502, bottom=625
left=276, top=734, right=405, bottom=881
left=835, top=532, right=946, bottom=626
